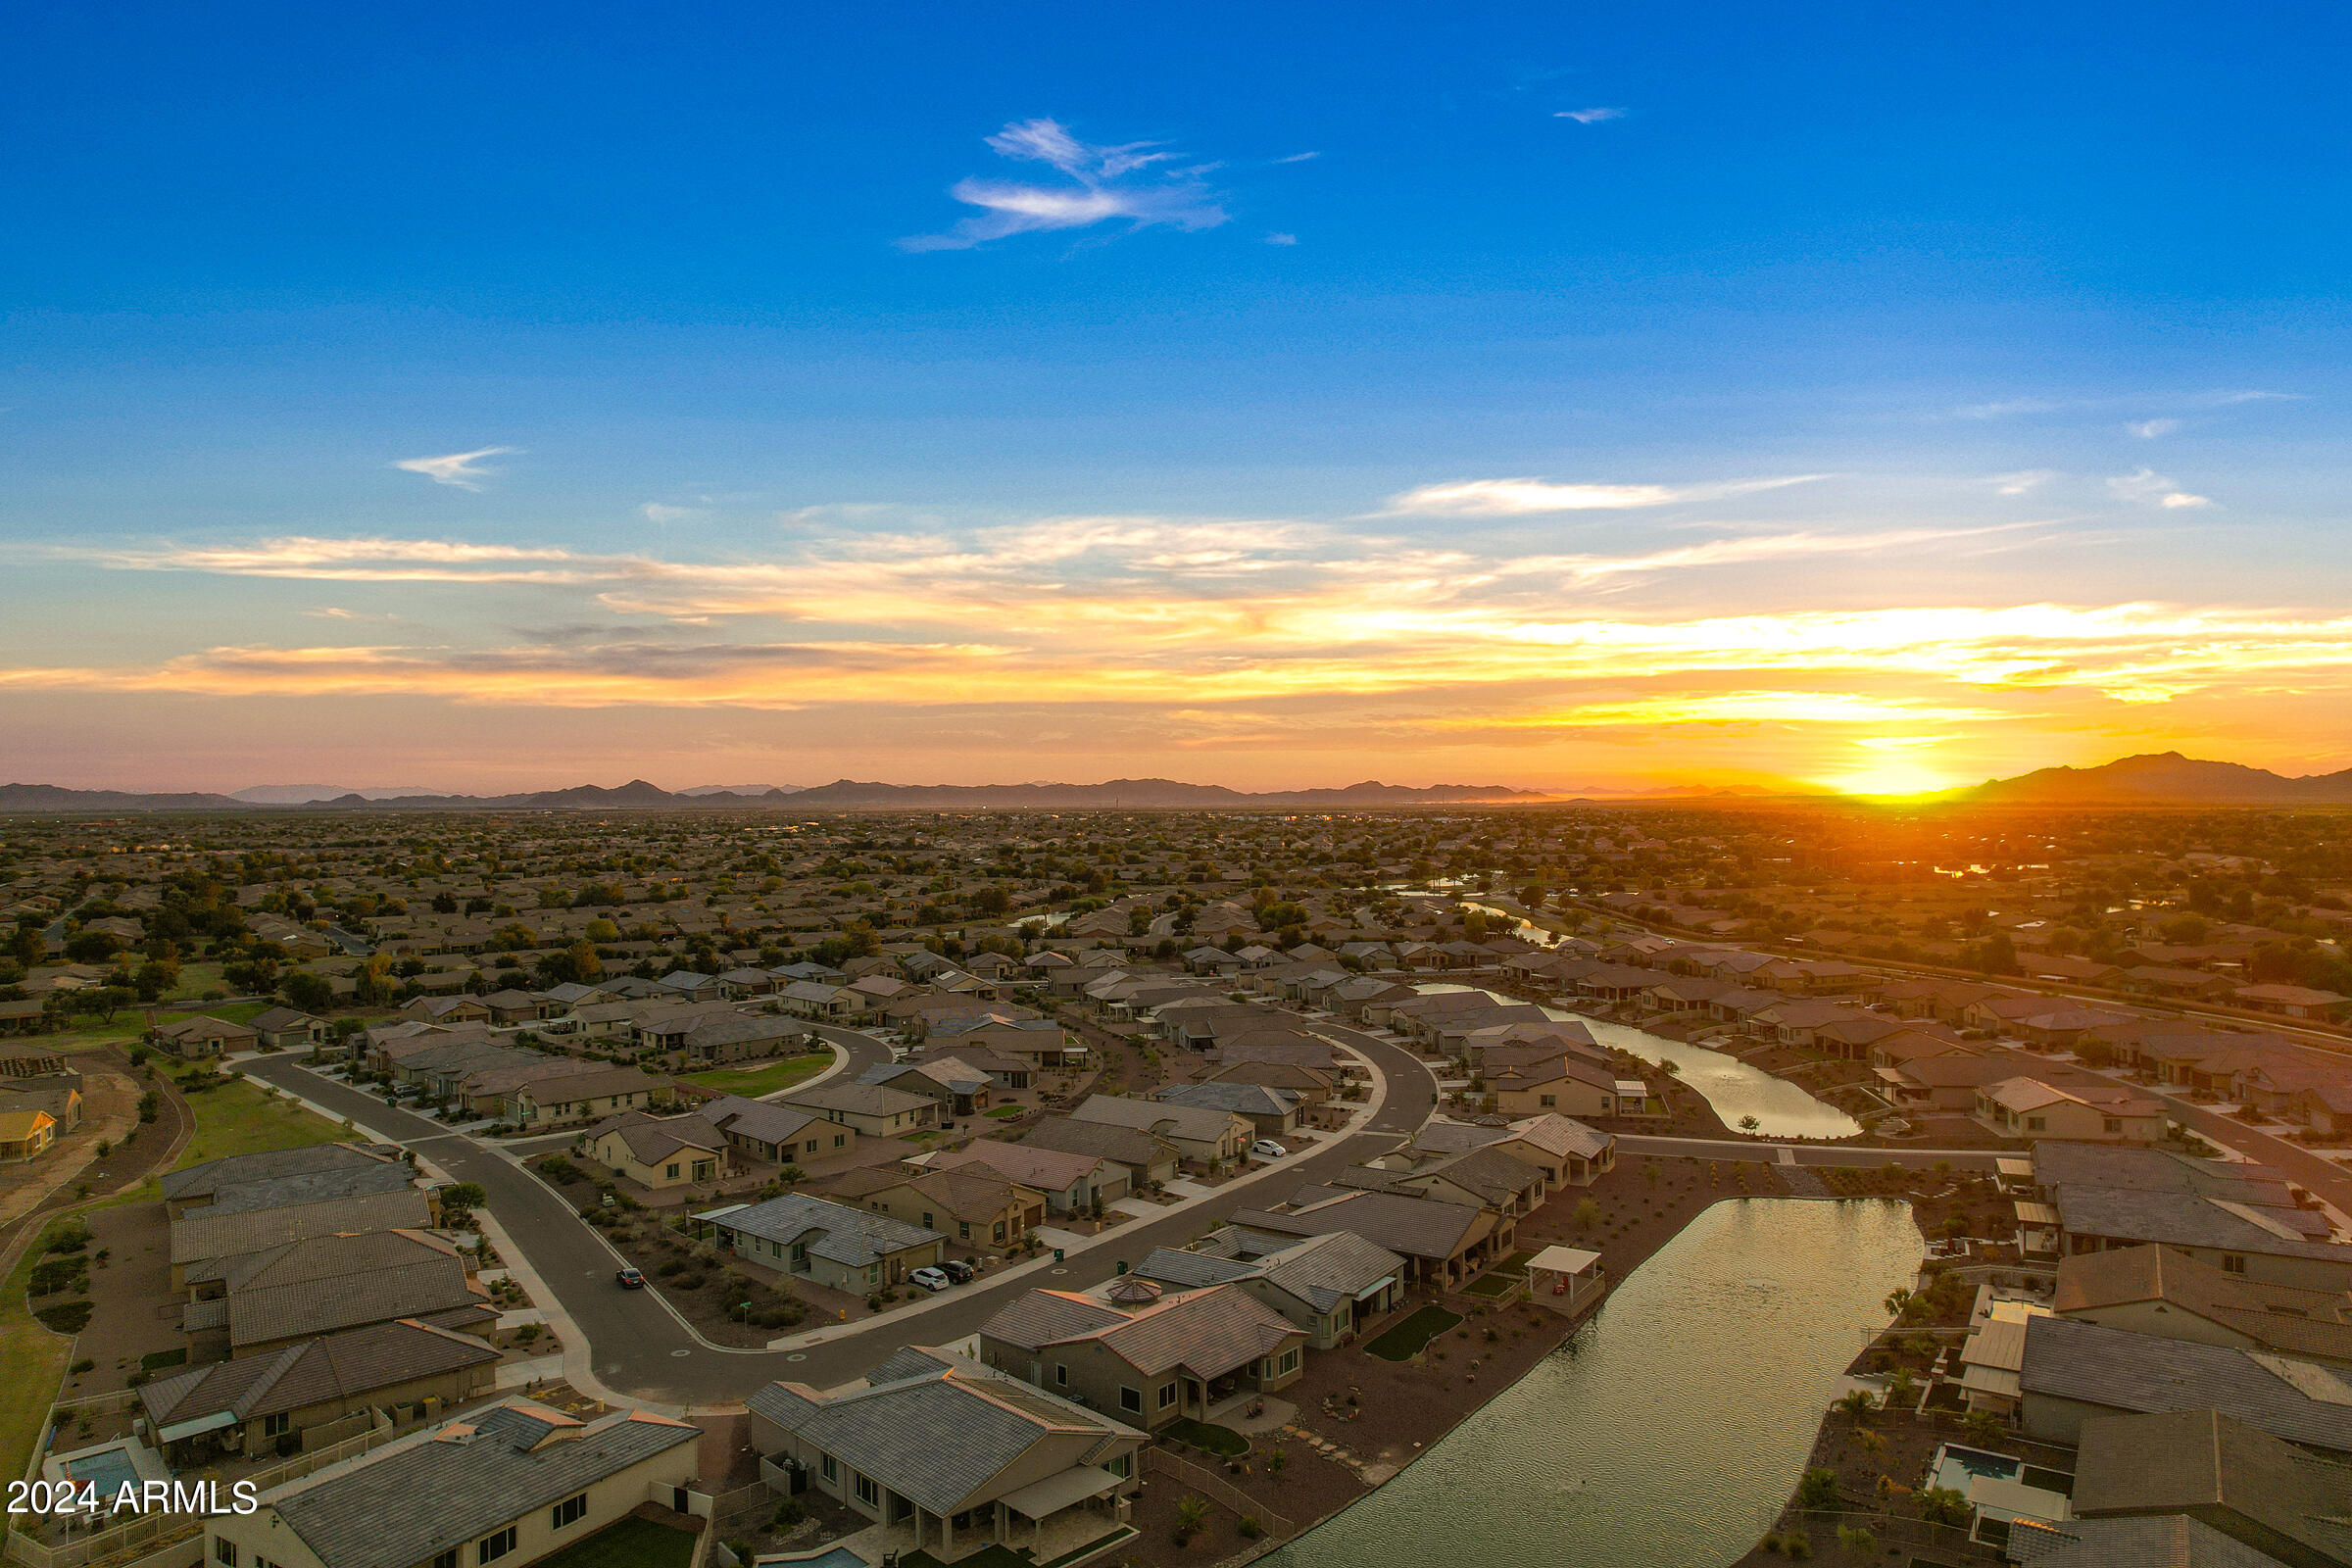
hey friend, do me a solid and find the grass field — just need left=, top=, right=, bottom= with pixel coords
left=683, top=1050, right=833, bottom=1098
left=52, top=998, right=274, bottom=1052
left=170, top=1075, right=350, bottom=1171
left=1365, top=1304, right=1462, bottom=1362
left=0, top=1219, right=80, bottom=1500
left=533, top=1516, right=696, bottom=1568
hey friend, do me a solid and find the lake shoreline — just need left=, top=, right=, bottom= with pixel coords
left=1190, top=1153, right=1846, bottom=1567
left=1250, top=1192, right=1930, bottom=1568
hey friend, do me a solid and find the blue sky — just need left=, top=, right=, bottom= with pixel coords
left=4, top=2, right=2349, bottom=792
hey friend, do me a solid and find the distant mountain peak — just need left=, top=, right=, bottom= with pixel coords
left=1967, top=753, right=2352, bottom=805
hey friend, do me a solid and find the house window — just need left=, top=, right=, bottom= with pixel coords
left=2223, top=1254, right=2247, bottom=1274
left=806, top=1138, right=819, bottom=1152
left=834, top=1134, right=847, bottom=1148
left=1539, top=1095, right=1556, bottom=1108
left=1120, top=1386, right=1142, bottom=1412
left=854, top=1475, right=880, bottom=1507
left=1156, top=1381, right=1179, bottom=1410
left=820, top=1453, right=837, bottom=1482
left=262, top=1412, right=290, bottom=1437
left=1279, top=1348, right=1299, bottom=1374
left=665, top=1163, right=680, bottom=1179
left=1104, top=1453, right=1132, bottom=1479
left=994, top=1221, right=1005, bottom=1243
left=2026, top=1116, right=2047, bottom=1132
left=477, top=1527, right=517, bottom=1564
left=434, top=1553, right=458, bottom=1568
left=551, top=1494, right=588, bottom=1530
left=921, top=1212, right=935, bottom=1229
left=213, top=1540, right=238, bottom=1567
left=1055, top=1363, right=1069, bottom=1386
left=866, top=1264, right=879, bottom=1284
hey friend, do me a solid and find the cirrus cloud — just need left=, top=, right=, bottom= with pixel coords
left=900, top=118, right=1227, bottom=252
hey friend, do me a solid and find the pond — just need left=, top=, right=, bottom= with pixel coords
left=1581, top=1018, right=1863, bottom=1142
left=1413, top=986, right=1861, bottom=1141
left=1260, top=1198, right=1922, bottom=1568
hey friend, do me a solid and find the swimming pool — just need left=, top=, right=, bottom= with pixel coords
left=59, top=1448, right=140, bottom=1496
left=1931, top=1444, right=2019, bottom=1490
left=753, top=1549, right=868, bottom=1568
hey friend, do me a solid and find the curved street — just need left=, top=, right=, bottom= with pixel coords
left=236, top=1020, right=1439, bottom=1403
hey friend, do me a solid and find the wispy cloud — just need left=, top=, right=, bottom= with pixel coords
left=1264, top=232, right=1298, bottom=246
left=2106, top=467, right=2211, bottom=510
left=1555, top=108, right=1625, bottom=123
left=900, top=118, right=1226, bottom=252
left=1385, top=474, right=1828, bottom=515
left=392, top=447, right=514, bottom=490
left=1991, top=469, right=2059, bottom=496
left=1273, top=151, right=1321, bottom=164
left=2127, top=418, right=2180, bottom=439
left=640, top=504, right=708, bottom=524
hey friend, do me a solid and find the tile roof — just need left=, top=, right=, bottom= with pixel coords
left=162, top=1143, right=405, bottom=1205
left=217, top=1230, right=482, bottom=1348
left=140, top=1316, right=497, bottom=1430
left=265, top=1398, right=698, bottom=1568
left=702, top=1193, right=943, bottom=1267
left=2022, top=1315, right=2352, bottom=1452
left=979, top=1284, right=1300, bottom=1380
left=172, top=1189, right=434, bottom=1269
left=747, top=1347, right=1141, bottom=1517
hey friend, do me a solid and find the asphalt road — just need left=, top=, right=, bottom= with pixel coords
left=237, top=1020, right=1440, bottom=1403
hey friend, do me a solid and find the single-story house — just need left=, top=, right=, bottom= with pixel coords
left=698, top=1192, right=946, bottom=1294
left=978, top=1282, right=1307, bottom=1432
left=578, top=1109, right=729, bottom=1189
left=778, top=1082, right=939, bottom=1138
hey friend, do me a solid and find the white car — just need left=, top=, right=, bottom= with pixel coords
left=1250, top=1139, right=1289, bottom=1160
left=907, top=1266, right=954, bottom=1293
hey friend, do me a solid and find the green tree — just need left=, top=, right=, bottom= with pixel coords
left=281, top=971, right=335, bottom=1014
left=1795, top=1468, right=1841, bottom=1510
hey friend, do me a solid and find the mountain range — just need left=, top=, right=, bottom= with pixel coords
left=0, top=777, right=1553, bottom=812
left=1958, top=752, right=2352, bottom=805
left=10, top=755, right=2351, bottom=812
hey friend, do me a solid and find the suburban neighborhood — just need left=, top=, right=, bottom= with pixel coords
left=4, top=801, right=2352, bottom=1568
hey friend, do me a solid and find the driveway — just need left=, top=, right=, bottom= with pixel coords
left=235, top=1022, right=1440, bottom=1402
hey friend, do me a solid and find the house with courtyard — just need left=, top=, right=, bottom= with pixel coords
left=778, top=1080, right=939, bottom=1137
left=690, top=1093, right=855, bottom=1164
left=922, top=1139, right=1128, bottom=1212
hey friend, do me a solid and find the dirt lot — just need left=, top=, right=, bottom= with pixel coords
left=56, top=1200, right=185, bottom=1397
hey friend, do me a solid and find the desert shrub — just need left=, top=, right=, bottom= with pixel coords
left=34, top=1301, right=94, bottom=1334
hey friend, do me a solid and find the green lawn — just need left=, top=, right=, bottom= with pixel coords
left=1364, top=1304, right=1462, bottom=1362
left=683, top=1051, right=833, bottom=1097
left=52, top=999, right=274, bottom=1051
left=903, top=1546, right=1029, bottom=1568
left=1462, top=1273, right=1519, bottom=1298
left=1162, top=1417, right=1250, bottom=1457
left=172, top=1076, right=351, bottom=1170
left=533, top=1517, right=696, bottom=1568
left=1, top=1218, right=80, bottom=1506
left=1039, top=1528, right=1138, bottom=1568
left=984, top=1104, right=1024, bottom=1118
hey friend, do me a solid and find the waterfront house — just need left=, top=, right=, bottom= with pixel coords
left=2053, top=1243, right=2352, bottom=1367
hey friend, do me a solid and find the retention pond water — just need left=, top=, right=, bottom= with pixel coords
left=1261, top=1198, right=1921, bottom=1568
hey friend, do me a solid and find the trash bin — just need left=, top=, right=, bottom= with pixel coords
left=1054, top=1248, right=1065, bottom=1262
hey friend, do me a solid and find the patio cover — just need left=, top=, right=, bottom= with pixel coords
left=998, top=1465, right=1124, bottom=1521
left=2012, top=1200, right=2060, bottom=1226
left=157, top=1410, right=238, bottom=1445
left=1526, top=1245, right=1602, bottom=1277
